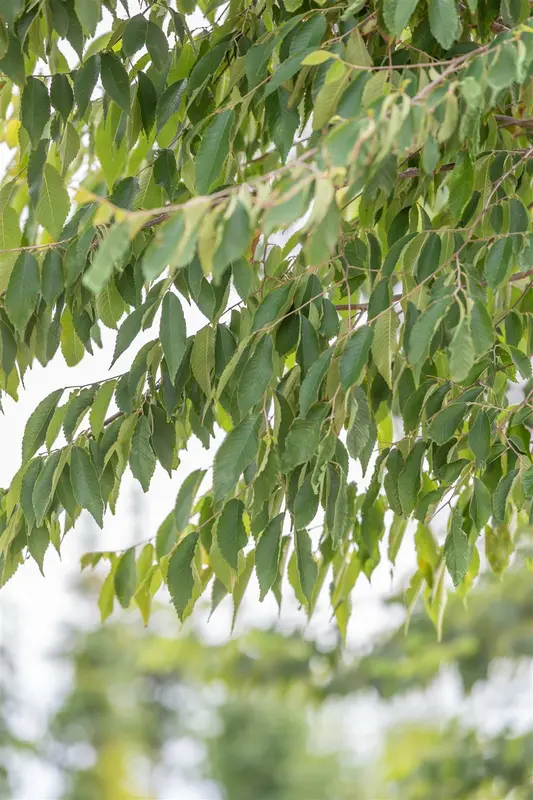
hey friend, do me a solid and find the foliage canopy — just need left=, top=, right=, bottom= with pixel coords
left=1, top=0, right=533, bottom=633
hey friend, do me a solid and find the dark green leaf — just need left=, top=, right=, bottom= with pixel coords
left=114, top=548, right=137, bottom=608
left=216, top=498, right=247, bottom=570
left=167, top=532, right=198, bottom=620
left=256, top=513, right=284, bottom=600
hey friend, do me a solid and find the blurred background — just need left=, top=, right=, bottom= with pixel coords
left=1, top=486, right=533, bottom=799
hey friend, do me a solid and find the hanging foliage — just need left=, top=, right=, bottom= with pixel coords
left=1, top=0, right=533, bottom=635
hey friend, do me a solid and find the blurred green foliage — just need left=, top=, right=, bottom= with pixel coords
left=1, top=564, right=533, bottom=799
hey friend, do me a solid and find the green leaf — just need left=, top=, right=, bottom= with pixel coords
left=141, top=214, right=186, bottom=282
left=294, top=474, right=319, bottom=529
left=216, top=498, right=247, bottom=570
left=32, top=451, right=62, bottom=527
left=444, top=510, right=470, bottom=586
left=74, top=54, right=100, bottom=118
left=83, top=222, right=131, bottom=293
left=70, top=446, right=104, bottom=527
left=470, top=300, right=494, bottom=356
left=98, top=570, right=115, bottom=622
left=470, top=477, right=491, bottom=531
left=407, top=296, right=453, bottom=370
left=22, top=389, right=64, bottom=464
left=428, top=402, right=467, bottom=445
left=213, top=414, right=261, bottom=504
left=21, top=78, right=50, bottom=148
left=50, top=74, right=74, bottom=121
left=428, top=0, right=461, bottom=50
left=146, top=20, right=169, bottom=73
left=252, top=284, right=293, bottom=332
left=372, top=311, right=398, bottom=388
left=300, top=346, right=332, bottom=417
left=100, top=52, right=131, bottom=113
left=167, top=532, right=198, bottom=621
left=294, top=528, right=317, bottom=607
left=35, top=164, right=70, bottom=240
left=238, top=336, right=273, bottom=417
left=0, top=34, right=24, bottom=87
left=156, top=79, right=187, bottom=134
left=281, top=403, right=328, bottom=473
left=28, top=527, right=50, bottom=575
left=189, top=41, right=233, bottom=92
left=90, top=380, right=117, bottom=439
left=301, top=50, right=334, bottom=65
left=493, top=469, right=518, bottom=524
left=485, top=238, right=512, bottom=289
left=383, top=0, right=420, bottom=36
left=5, top=253, right=40, bottom=334
left=195, top=109, right=235, bottom=195
left=468, top=410, right=490, bottom=465
left=114, top=548, right=137, bottom=608
left=340, top=325, right=373, bottom=391
left=398, top=441, right=426, bottom=516
left=137, top=71, right=157, bottom=136
left=175, top=469, right=206, bottom=532
left=256, top=513, right=284, bottom=600
left=510, top=345, right=532, bottom=380
left=160, top=293, right=187, bottom=382
left=122, top=14, right=148, bottom=57
left=129, top=415, right=156, bottom=492
left=191, top=325, right=215, bottom=397
left=523, top=465, right=533, bottom=498
left=75, top=0, right=100, bottom=36
left=449, top=315, right=475, bottom=382
left=0, top=205, right=21, bottom=293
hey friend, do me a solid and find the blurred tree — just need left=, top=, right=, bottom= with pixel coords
left=1, top=565, right=533, bottom=799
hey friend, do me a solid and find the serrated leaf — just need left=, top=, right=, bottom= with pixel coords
left=129, top=415, right=156, bottom=492
left=372, top=311, right=398, bottom=388
left=114, top=548, right=137, bottom=608
left=156, top=79, right=187, bottom=134
left=449, top=315, right=475, bottom=382
left=485, top=238, right=512, bottom=289
left=428, top=0, right=461, bottom=50
left=300, top=346, right=332, bottom=417
left=70, top=446, right=104, bottom=527
left=428, top=402, right=467, bottom=445
left=216, top=498, right=247, bottom=570
left=468, top=410, right=490, bottom=466
left=98, top=570, right=115, bottom=622
left=90, top=380, right=117, bottom=439
left=408, top=295, right=453, bottom=370
left=191, top=325, right=215, bottom=397
left=100, top=52, right=131, bottom=113
left=74, top=54, right=100, bottom=118
left=0, top=205, right=21, bottom=293
left=175, top=468, right=206, bottom=532
left=470, top=300, right=494, bottom=356
left=168, top=532, right=198, bottom=621
left=22, top=389, right=64, bottom=465
left=195, top=109, right=235, bottom=195
left=160, top=292, right=187, bottom=382
left=383, top=0, right=420, bottom=36
left=50, top=73, right=74, bottom=121
left=493, top=469, right=518, bottom=524
left=122, top=14, right=148, bottom=56
left=21, top=77, right=50, bottom=148
left=281, top=403, right=328, bottom=473
left=340, top=325, right=374, bottom=391
left=5, top=253, right=40, bottom=333
left=36, top=164, right=70, bottom=240
left=444, top=511, right=470, bottom=586
left=83, top=221, right=131, bottom=293
left=256, top=513, right=284, bottom=600
left=294, top=528, right=317, bottom=607
left=252, top=283, right=293, bottom=332
left=75, top=0, right=100, bottom=35
left=213, top=414, right=261, bottom=504
left=28, top=527, right=50, bottom=575
left=238, top=335, right=273, bottom=416
left=470, top=477, right=491, bottom=531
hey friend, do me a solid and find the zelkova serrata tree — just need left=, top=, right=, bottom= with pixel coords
left=0, top=0, right=533, bottom=634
